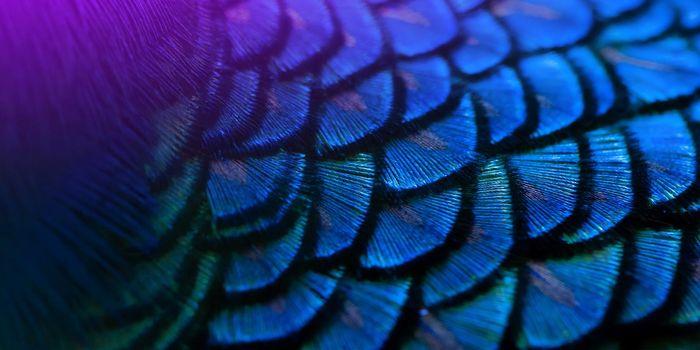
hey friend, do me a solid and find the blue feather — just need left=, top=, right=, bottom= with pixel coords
left=671, top=231, right=700, bottom=325
left=586, top=0, right=645, bottom=19
left=518, top=244, right=623, bottom=348
left=566, top=47, right=616, bottom=117
left=270, top=0, right=334, bottom=75
left=412, top=270, right=517, bottom=350
left=316, top=71, right=393, bottom=152
left=224, top=212, right=306, bottom=294
left=510, top=140, right=580, bottom=238
left=450, top=0, right=484, bottom=13
left=495, top=0, right=593, bottom=52
left=382, top=96, right=477, bottom=191
left=208, top=153, right=306, bottom=238
left=669, top=0, right=700, bottom=29
left=303, top=278, right=410, bottom=349
left=398, top=56, right=452, bottom=123
left=314, top=154, right=375, bottom=258
left=627, top=112, right=696, bottom=205
left=209, top=269, right=342, bottom=345
left=378, top=0, right=459, bottom=57
left=470, top=67, right=527, bottom=143
left=319, top=0, right=383, bottom=89
left=618, top=229, right=681, bottom=323
left=602, top=38, right=700, bottom=105
left=422, top=159, right=512, bottom=306
left=226, top=0, right=283, bottom=64
left=362, top=187, right=462, bottom=269
left=238, top=76, right=311, bottom=152
left=203, top=69, right=260, bottom=147
left=597, top=1, right=675, bottom=46
left=564, top=130, right=632, bottom=243
left=451, top=10, right=511, bottom=75
left=519, top=53, right=585, bottom=137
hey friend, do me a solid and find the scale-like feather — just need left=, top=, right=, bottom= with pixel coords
left=519, top=53, right=585, bottom=137
left=11, top=0, right=700, bottom=348
left=564, top=130, right=632, bottom=243
left=422, top=159, right=512, bottom=306
left=469, top=67, right=527, bottom=143
left=495, top=0, right=593, bottom=52
left=518, top=244, right=623, bottom=348
left=379, top=0, right=459, bottom=57
left=451, top=10, right=511, bottom=75
left=302, top=278, right=411, bottom=350
left=382, top=96, right=477, bottom=191
left=314, top=154, right=375, bottom=258
left=510, top=140, right=580, bottom=238
left=209, top=269, right=342, bottom=345
left=362, top=188, right=462, bottom=269
left=618, top=229, right=681, bottom=323
left=398, top=57, right=452, bottom=123
left=412, top=270, right=517, bottom=350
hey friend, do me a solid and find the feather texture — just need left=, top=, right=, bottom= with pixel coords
left=6, top=0, right=700, bottom=349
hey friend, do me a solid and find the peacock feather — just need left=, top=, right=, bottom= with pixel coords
left=4, top=0, right=700, bottom=348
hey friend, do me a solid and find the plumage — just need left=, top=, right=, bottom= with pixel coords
left=618, top=229, right=681, bottom=323
left=6, top=0, right=700, bottom=349
left=382, top=95, right=477, bottom=191
left=361, top=187, right=462, bottom=268
left=422, top=159, right=512, bottom=306
left=596, top=1, right=675, bottom=46
left=469, top=67, right=527, bottom=143
left=451, top=10, right=511, bottom=75
left=314, top=154, right=375, bottom=258
left=519, top=53, right=585, bottom=137
left=518, top=244, right=623, bottom=348
left=563, top=129, right=632, bottom=243
left=510, top=140, right=580, bottom=238
left=398, top=56, right=452, bottom=123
